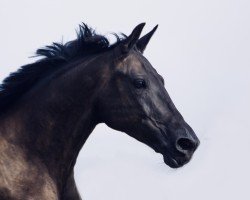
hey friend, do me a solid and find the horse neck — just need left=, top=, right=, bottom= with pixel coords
left=1, top=54, right=110, bottom=182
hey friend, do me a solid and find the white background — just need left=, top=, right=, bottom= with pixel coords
left=1, top=0, right=250, bottom=199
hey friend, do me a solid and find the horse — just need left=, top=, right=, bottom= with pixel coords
left=0, top=23, right=199, bottom=200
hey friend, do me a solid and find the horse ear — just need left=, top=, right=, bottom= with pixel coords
left=121, top=23, right=146, bottom=53
left=136, top=25, right=158, bottom=53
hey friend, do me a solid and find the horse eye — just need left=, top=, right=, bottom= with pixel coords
left=133, top=79, right=146, bottom=89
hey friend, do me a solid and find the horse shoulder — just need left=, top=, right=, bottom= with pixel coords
left=0, top=136, right=58, bottom=200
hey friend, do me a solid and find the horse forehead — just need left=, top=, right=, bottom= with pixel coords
left=125, top=53, right=145, bottom=74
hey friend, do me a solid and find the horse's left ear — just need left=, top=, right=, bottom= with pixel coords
left=136, top=25, right=158, bottom=53
left=121, top=23, right=146, bottom=53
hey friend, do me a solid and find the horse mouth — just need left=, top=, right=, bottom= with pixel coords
left=163, top=155, right=187, bottom=168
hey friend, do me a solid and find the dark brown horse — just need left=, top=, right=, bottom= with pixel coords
left=0, top=23, right=199, bottom=200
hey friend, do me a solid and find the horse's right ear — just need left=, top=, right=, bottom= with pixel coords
left=136, top=25, right=158, bottom=53
left=120, top=23, right=146, bottom=53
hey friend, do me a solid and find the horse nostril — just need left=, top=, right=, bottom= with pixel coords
left=176, top=138, right=197, bottom=152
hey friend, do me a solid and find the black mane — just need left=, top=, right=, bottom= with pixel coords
left=0, top=23, right=125, bottom=112
left=36, top=23, right=125, bottom=61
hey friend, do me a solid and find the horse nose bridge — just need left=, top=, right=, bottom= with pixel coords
left=168, top=116, right=195, bottom=136
left=175, top=127, right=190, bottom=138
